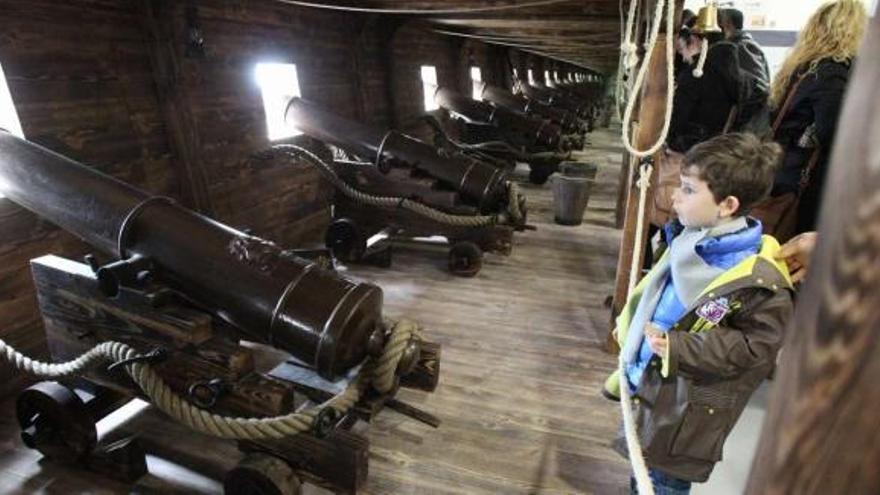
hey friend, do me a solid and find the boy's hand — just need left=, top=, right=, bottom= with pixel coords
left=644, top=323, right=668, bottom=355
left=648, top=333, right=668, bottom=356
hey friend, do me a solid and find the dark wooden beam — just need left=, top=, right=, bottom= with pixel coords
left=138, top=0, right=214, bottom=215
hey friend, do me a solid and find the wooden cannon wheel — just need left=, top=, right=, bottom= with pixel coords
left=448, top=241, right=483, bottom=277
left=224, top=453, right=302, bottom=495
left=325, top=218, right=367, bottom=262
left=16, top=381, right=98, bottom=463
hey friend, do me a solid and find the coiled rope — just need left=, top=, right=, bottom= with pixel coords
left=619, top=0, right=675, bottom=159
left=0, top=319, right=420, bottom=440
left=264, top=144, right=524, bottom=227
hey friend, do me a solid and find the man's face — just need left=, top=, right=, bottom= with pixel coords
left=673, top=167, right=722, bottom=228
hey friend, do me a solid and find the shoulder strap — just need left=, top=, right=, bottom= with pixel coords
left=771, top=72, right=810, bottom=137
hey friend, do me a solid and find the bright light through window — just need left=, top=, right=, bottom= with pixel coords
left=553, top=71, right=559, bottom=82
left=255, top=62, right=302, bottom=141
left=512, top=68, right=518, bottom=80
left=470, top=66, right=482, bottom=101
left=1, top=61, right=24, bottom=199
left=527, top=69, right=535, bottom=85
left=421, top=65, right=438, bottom=111
left=0, top=63, right=23, bottom=140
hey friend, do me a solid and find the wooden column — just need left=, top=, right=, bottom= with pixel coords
left=746, top=13, right=880, bottom=494
left=138, top=0, right=214, bottom=215
left=380, top=19, right=405, bottom=128
left=607, top=35, right=670, bottom=350
left=349, top=16, right=373, bottom=123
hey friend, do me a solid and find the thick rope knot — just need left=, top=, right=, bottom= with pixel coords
left=0, top=316, right=424, bottom=441
left=636, top=162, right=654, bottom=190
left=372, top=319, right=421, bottom=394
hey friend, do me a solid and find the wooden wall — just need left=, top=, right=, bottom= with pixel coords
left=0, top=0, right=584, bottom=397
left=0, top=0, right=181, bottom=396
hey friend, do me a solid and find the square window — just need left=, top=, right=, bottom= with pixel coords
left=255, top=62, right=302, bottom=141
left=421, top=65, right=438, bottom=111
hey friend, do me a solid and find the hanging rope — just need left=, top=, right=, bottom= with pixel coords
left=261, top=145, right=524, bottom=228
left=692, top=37, right=710, bottom=78
left=619, top=358, right=654, bottom=494
left=0, top=319, right=421, bottom=440
left=627, top=159, right=654, bottom=297
left=277, top=0, right=571, bottom=15
left=619, top=159, right=656, bottom=495
left=619, top=0, right=676, bottom=158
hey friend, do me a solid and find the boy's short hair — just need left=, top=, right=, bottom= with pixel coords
left=683, top=133, right=782, bottom=214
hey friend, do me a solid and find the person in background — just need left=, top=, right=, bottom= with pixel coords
left=764, top=0, right=867, bottom=235
left=718, top=8, right=771, bottom=134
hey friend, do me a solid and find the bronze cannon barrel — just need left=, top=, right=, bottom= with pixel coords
left=284, top=97, right=508, bottom=212
left=521, top=84, right=591, bottom=119
left=0, top=131, right=383, bottom=380
left=434, top=87, right=562, bottom=151
left=481, top=85, right=578, bottom=134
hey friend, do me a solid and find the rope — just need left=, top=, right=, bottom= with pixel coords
left=692, top=37, right=709, bottom=78
left=265, top=144, right=524, bottom=228
left=619, top=358, right=654, bottom=494
left=619, top=0, right=676, bottom=158
left=627, top=160, right=654, bottom=297
left=277, top=0, right=571, bottom=14
left=0, top=319, right=421, bottom=440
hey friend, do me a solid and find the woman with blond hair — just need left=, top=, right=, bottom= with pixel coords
left=758, top=0, right=868, bottom=238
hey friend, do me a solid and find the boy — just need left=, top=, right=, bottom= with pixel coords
left=603, top=133, right=794, bottom=494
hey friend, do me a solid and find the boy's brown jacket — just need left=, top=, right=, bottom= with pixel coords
left=607, top=235, right=794, bottom=482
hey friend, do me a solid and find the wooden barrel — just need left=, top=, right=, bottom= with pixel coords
left=559, top=161, right=597, bottom=180
left=552, top=174, right=593, bottom=226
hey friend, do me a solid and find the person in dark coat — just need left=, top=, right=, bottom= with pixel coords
left=766, top=0, right=868, bottom=233
left=667, top=31, right=738, bottom=153
left=719, top=8, right=771, bottom=134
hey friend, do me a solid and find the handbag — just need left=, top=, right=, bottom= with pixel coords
left=749, top=71, right=817, bottom=243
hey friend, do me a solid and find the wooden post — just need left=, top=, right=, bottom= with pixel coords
left=138, top=0, right=214, bottom=215
left=606, top=35, right=669, bottom=351
left=746, top=13, right=880, bottom=494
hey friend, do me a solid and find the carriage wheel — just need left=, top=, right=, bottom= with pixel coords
left=16, top=381, right=98, bottom=463
left=224, top=453, right=302, bottom=495
left=325, top=218, right=366, bottom=262
left=448, top=241, right=483, bottom=277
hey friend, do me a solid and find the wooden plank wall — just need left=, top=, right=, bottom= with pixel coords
left=0, top=0, right=588, bottom=398
left=0, top=0, right=180, bottom=397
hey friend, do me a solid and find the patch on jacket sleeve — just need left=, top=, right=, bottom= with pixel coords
left=696, top=297, right=730, bottom=325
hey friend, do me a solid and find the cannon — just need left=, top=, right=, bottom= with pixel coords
left=480, top=84, right=587, bottom=151
left=431, top=86, right=569, bottom=184
left=0, top=130, right=441, bottom=494
left=282, top=97, right=528, bottom=277
left=519, top=82, right=596, bottom=127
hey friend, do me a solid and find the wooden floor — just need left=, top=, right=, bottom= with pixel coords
left=0, top=125, right=630, bottom=494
